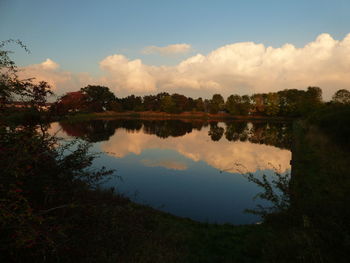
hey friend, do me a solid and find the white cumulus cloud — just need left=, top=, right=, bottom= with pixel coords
left=19, top=33, right=350, bottom=99
left=40, top=58, right=60, bottom=70
left=99, top=54, right=157, bottom=93
left=19, top=59, right=70, bottom=92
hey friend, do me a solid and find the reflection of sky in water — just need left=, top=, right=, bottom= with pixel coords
left=101, top=127, right=291, bottom=174
left=53, top=122, right=291, bottom=224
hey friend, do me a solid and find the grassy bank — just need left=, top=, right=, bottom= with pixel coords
left=1, top=184, right=264, bottom=263
left=59, top=189, right=264, bottom=263
left=254, top=106, right=350, bottom=262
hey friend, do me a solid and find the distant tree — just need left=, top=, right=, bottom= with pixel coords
left=186, top=97, right=196, bottom=111
left=332, top=89, right=350, bottom=104
left=132, top=96, right=144, bottom=111
left=203, top=99, right=210, bottom=112
left=241, top=95, right=251, bottom=115
left=161, top=95, right=177, bottom=113
left=171, top=93, right=188, bottom=113
left=299, top=86, right=323, bottom=114
left=109, top=100, right=123, bottom=112
left=277, top=89, right=306, bottom=117
left=80, top=85, right=115, bottom=112
left=56, top=91, right=87, bottom=114
left=209, top=94, right=225, bottom=114
left=266, top=93, right=280, bottom=116
left=194, top=98, right=205, bottom=111
left=306, top=86, right=322, bottom=104
left=120, top=95, right=140, bottom=111
left=251, top=94, right=266, bottom=115
left=225, top=95, right=242, bottom=115
left=143, top=95, right=158, bottom=111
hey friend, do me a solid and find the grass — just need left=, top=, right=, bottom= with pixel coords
left=47, top=188, right=265, bottom=263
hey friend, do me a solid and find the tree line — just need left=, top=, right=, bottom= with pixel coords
left=54, top=85, right=350, bottom=117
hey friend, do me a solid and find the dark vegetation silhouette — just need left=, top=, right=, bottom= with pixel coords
left=239, top=104, right=350, bottom=262
left=51, top=84, right=341, bottom=119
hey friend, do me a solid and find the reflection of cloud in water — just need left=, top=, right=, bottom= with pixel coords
left=47, top=122, right=71, bottom=139
left=141, top=159, right=188, bottom=171
left=102, top=126, right=291, bottom=173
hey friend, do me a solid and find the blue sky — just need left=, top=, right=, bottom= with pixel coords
left=1, top=0, right=350, bottom=98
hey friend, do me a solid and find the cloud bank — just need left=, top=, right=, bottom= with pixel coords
left=20, top=33, right=350, bottom=100
left=142, top=43, right=191, bottom=55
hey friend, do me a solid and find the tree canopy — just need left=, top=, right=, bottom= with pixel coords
left=81, top=85, right=115, bottom=112
left=332, top=89, right=350, bottom=104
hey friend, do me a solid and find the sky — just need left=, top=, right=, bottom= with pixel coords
left=1, top=0, right=350, bottom=99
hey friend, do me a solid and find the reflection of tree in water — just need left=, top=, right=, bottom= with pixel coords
left=223, top=121, right=292, bottom=149
left=249, top=121, right=292, bottom=149
left=225, top=121, right=248, bottom=142
left=60, top=119, right=292, bottom=149
left=60, top=120, right=117, bottom=142
left=142, top=120, right=194, bottom=138
left=114, top=119, right=143, bottom=132
left=208, top=122, right=225, bottom=141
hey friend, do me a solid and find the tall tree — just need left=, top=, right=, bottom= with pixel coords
left=209, top=94, right=225, bottom=114
left=251, top=94, right=266, bottom=115
left=225, top=95, right=242, bottom=115
left=161, top=95, right=177, bottom=113
left=332, top=89, right=350, bottom=104
left=55, top=91, right=87, bottom=114
left=194, top=98, right=205, bottom=111
left=80, top=85, right=115, bottom=112
left=266, top=93, right=280, bottom=116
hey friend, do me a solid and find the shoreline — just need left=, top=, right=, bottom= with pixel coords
left=62, top=110, right=294, bottom=122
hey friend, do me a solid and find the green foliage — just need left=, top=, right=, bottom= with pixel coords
left=194, top=97, right=205, bottom=111
left=226, top=95, right=242, bottom=115
left=81, top=85, right=115, bottom=112
left=208, top=94, right=225, bottom=114
left=332, top=89, right=350, bottom=104
left=225, top=94, right=251, bottom=115
left=0, top=41, right=115, bottom=261
left=161, top=95, right=177, bottom=113
left=243, top=170, right=291, bottom=219
left=55, top=84, right=329, bottom=119
left=306, top=103, right=350, bottom=148
left=242, top=116, right=350, bottom=262
left=251, top=94, right=266, bottom=115
left=265, top=93, right=280, bottom=116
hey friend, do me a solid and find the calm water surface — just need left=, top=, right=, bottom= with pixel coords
left=51, top=119, right=292, bottom=224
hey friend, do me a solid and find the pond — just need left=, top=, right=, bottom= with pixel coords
left=50, top=119, right=293, bottom=224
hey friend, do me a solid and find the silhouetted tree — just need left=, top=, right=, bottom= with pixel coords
left=55, top=91, right=87, bottom=114
left=161, top=95, right=177, bottom=113
left=332, top=89, right=350, bottom=104
left=81, top=85, right=115, bottom=112
left=194, top=97, right=205, bottom=111
left=225, top=95, right=241, bottom=115
left=266, top=93, right=280, bottom=116
left=209, top=94, right=225, bottom=114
